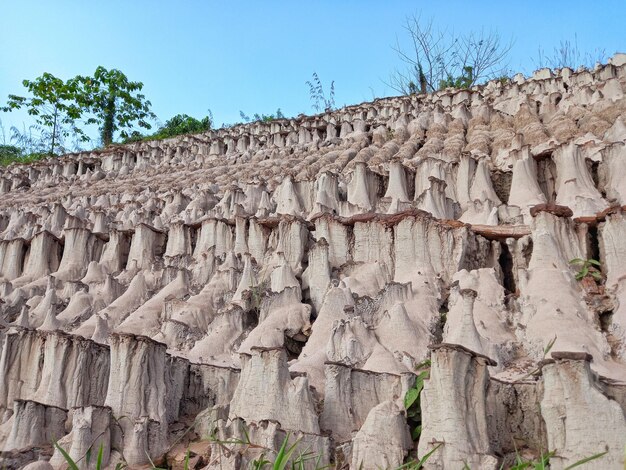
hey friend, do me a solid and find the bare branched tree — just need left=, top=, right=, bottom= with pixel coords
left=535, top=35, right=606, bottom=70
left=387, top=14, right=513, bottom=95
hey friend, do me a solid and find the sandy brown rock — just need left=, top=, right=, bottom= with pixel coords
left=1, top=57, right=626, bottom=468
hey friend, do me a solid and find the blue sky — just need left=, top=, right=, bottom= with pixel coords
left=1, top=1, right=624, bottom=145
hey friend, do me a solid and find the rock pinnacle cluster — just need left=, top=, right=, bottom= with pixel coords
left=2, top=55, right=626, bottom=469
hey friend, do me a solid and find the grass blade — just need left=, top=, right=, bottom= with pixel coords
left=544, top=336, right=557, bottom=357
left=404, top=387, right=419, bottom=409
left=183, top=449, right=190, bottom=470
left=96, top=443, right=104, bottom=470
left=563, top=450, right=608, bottom=469
left=416, top=443, right=442, bottom=468
left=273, top=434, right=300, bottom=470
left=54, top=441, right=80, bottom=470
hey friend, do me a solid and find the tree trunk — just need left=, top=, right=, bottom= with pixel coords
left=419, top=64, right=428, bottom=94
left=50, top=105, right=58, bottom=156
left=102, top=94, right=116, bottom=146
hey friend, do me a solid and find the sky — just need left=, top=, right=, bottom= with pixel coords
left=1, top=1, right=624, bottom=147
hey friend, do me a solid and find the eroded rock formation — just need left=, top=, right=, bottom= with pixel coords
left=2, top=55, right=626, bottom=468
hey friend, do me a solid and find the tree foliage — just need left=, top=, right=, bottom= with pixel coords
left=388, top=14, right=512, bottom=94
left=0, top=118, right=51, bottom=166
left=154, top=113, right=211, bottom=138
left=7, top=123, right=48, bottom=155
left=1, top=73, right=87, bottom=155
left=0, top=143, right=48, bottom=167
left=123, top=113, right=212, bottom=143
left=0, top=144, right=23, bottom=165
left=2, top=67, right=156, bottom=154
left=75, top=66, right=156, bottom=145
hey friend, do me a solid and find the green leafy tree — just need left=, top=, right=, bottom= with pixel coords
left=1, top=73, right=87, bottom=155
left=76, top=66, right=156, bottom=146
left=0, top=144, right=23, bottom=166
left=2, top=68, right=156, bottom=152
left=154, top=113, right=212, bottom=138
left=123, top=112, right=212, bottom=142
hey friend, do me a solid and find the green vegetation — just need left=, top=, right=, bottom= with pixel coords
left=240, top=108, right=285, bottom=123
left=0, top=148, right=49, bottom=166
left=399, top=360, right=443, bottom=470
left=74, top=66, right=156, bottom=145
left=506, top=450, right=553, bottom=470
left=0, top=25, right=614, bottom=162
left=2, top=67, right=155, bottom=154
left=405, top=354, right=607, bottom=470
left=46, top=349, right=616, bottom=470
left=155, top=113, right=212, bottom=138
left=54, top=441, right=107, bottom=470
left=569, top=258, right=603, bottom=282
left=0, top=144, right=21, bottom=161
left=388, top=14, right=512, bottom=94
left=0, top=120, right=51, bottom=166
left=1, top=73, right=87, bottom=155
left=306, top=72, right=335, bottom=113
left=124, top=112, right=213, bottom=142
left=404, top=360, right=430, bottom=441
left=439, top=66, right=475, bottom=90
left=389, top=16, right=608, bottom=95
left=251, top=434, right=317, bottom=470
left=495, top=448, right=608, bottom=470
left=207, top=430, right=326, bottom=470
left=396, top=444, right=441, bottom=470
